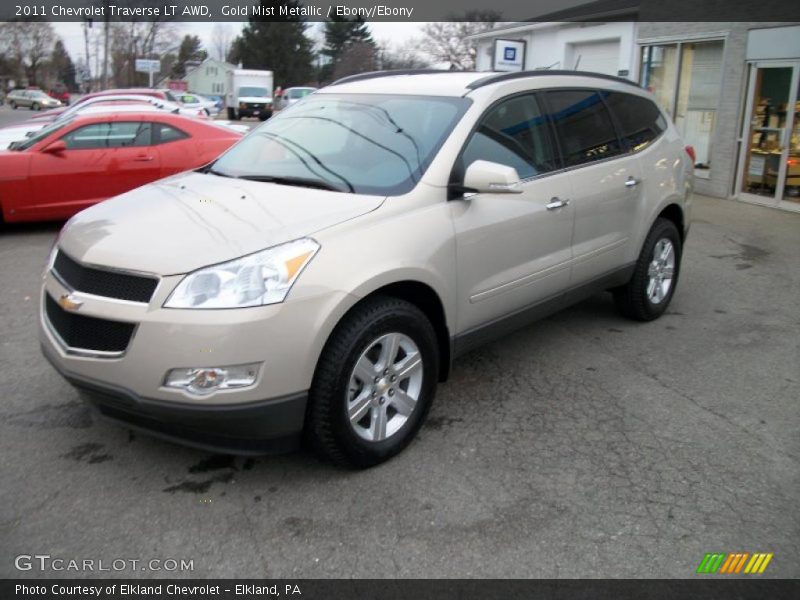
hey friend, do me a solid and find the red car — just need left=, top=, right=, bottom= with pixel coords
left=0, top=111, right=242, bottom=223
left=49, top=84, right=71, bottom=106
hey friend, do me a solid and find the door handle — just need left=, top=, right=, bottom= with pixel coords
left=546, top=197, right=569, bottom=210
left=133, top=155, right=154, bottom=162
left=625, top=176, right=640, bottom=187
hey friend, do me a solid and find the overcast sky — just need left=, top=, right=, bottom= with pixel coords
left=54, top=21, right=424, bottom=71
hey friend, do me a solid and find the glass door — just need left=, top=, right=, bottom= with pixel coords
left=738, top=62, right=800, bottom=209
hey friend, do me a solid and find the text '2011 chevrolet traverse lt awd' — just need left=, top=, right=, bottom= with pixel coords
left=41, top=70, right=693, bottom=468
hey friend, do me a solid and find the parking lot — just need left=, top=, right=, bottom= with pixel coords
left=1, top=101, right=798, bottom=579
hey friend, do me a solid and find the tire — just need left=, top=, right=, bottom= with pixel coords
left=31, top=103, right=39, bottom=111
left=306, top=296, right=439, bottom=469
left=614, top=218, right=682, bottom=321
left=9, top=101, right=16, bottom=110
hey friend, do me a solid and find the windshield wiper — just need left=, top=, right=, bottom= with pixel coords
left=234, top=174, right=349, bottom=192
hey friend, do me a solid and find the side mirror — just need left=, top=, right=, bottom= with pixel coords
left=42, top=140, right=66, bottom=154
left=458, top=160, right=523, bottom=195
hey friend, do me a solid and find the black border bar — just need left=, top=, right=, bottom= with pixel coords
left=3, top=579, right=800, bottom=600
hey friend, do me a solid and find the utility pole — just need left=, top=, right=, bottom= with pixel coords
left=82, top=19, right=92, bottom=91
left=102, top=0, right=109, bottom=89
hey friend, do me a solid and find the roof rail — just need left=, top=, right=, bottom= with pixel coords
left=330, top=69, right=464, bottom=86
left=466, top=70, right=639, bottom=90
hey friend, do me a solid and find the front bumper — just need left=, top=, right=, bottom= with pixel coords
left=239, top=105, right=272, bottom=118
left=39, top=256, right=350, bottom=453
left=42, top=344, right=306, bottom=454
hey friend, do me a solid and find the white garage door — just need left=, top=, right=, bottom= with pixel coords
left=570, top=40, right=620, bottom=76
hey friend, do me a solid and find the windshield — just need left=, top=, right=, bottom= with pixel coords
left=211, top=93, right=470, bottom=196
left=239, top=87, right=268, bottom=97
left=12, top=119, right=73, bottom=151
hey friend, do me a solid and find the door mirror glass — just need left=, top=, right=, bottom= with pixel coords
left=461, top=160, right=523, bottom=194
left=42, top=140, right=67, bottom=154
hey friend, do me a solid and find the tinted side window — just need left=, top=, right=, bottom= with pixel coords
left=603, top=91, right=666, bottom=152
left=156, top=124, right=189, bottom=144
left=62, top=121, right=151, bottom=150
left=542, top=90, right=622, bottom=167
left=461, top=94, right=557, bottom=179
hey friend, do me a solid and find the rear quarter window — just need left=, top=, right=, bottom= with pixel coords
left=603, top=91, right=667, bottom=152
left=155, top=124, right=189, bottom=144
left=542, top=90, right=623, bottom=167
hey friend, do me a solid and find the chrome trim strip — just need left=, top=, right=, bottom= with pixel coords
left=52, top=248, right=162, bottom=306
left=50, top=268, right=150, bottom=308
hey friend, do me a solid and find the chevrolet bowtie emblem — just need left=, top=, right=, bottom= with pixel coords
left=58, top=294, right=83, bottom=311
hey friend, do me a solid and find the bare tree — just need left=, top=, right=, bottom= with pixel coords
left=377, top=39, right=430, bottom=70
left=421, top=12, right=500, bottom=70
left=0, top=21, right=56, bottom=85
left=332, top=42, right=377, bottom=80
left=109, top=21, right=180, bottom=87
left=211, top=24, right=233, bottom=63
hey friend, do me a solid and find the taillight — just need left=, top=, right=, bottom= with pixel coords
left=685, top=145, right=696, bottom=164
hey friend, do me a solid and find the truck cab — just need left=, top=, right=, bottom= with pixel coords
left=225, top=68, right=274, bottom=121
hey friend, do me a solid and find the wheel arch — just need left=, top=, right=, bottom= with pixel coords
left=657, top=202, right=686, bottom=243
left=316, top=279, right=453, bottom=384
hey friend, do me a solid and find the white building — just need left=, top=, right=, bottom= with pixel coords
left=183, top=58, right=235, bottom=96
left=470, top=22, right=639, bottom=80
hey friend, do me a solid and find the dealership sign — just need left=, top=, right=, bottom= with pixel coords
left=134, top=59, right=160, bottom=74
left=493, top=39, right=526, bottom=72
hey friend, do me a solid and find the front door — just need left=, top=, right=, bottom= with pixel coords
left=737, top=61, right=800, bottom=210
left=451, top=92, right=574, bottom=336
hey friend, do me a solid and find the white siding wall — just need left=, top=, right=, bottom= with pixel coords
left=183, top=60, right=232, bottom=96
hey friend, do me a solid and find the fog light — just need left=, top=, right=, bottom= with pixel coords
left=164, top=363, right=260, bottom=395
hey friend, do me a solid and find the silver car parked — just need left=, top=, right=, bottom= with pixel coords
left=7, top=89, right=62, bottom=110
left=41, top=70, right=693, bottom=468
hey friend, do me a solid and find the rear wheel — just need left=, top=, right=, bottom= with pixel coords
left=614, top=218, right=682, bottom=321
left=306, top=296, right=439, bottom=469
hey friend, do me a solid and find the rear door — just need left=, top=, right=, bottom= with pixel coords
left=29, top=119, right=160, bottom=218
left=452, top=92, right=574, bottom=335
left=540, top=89, right=641, bottom=284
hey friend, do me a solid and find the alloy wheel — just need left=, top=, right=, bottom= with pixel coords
left=646, top=238, right=675, bottom=304
left=346, top=332, right=423, bottom=442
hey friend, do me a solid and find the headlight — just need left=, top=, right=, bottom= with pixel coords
left=164, top=238, right=319, bottom=309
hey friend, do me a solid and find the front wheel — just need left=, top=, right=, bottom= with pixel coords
left=614, top=218, right=682, bottom=321
left=31, top=103, right=39, bottom=111
left=306, top=296, right=439, bottom=469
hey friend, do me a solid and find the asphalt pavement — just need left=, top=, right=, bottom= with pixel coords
left=0, top=102, right=798, bottom=578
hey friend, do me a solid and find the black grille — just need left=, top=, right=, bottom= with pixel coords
left=53, top=250, right=158, bottom=303
left=45, top=294, right=135, bottom=353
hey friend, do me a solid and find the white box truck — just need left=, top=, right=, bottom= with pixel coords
left=225, top=68, right=274, bottom=121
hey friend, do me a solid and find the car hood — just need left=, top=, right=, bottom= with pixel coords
left=58, top=171, right=385, bottom=275
left=238, top=96, right=272, bottom=103
left=0, top=124, right=45, bottom=149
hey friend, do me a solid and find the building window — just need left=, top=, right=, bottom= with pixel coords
left=640, top=39, right=724, bottom=177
